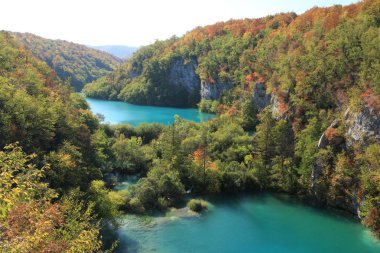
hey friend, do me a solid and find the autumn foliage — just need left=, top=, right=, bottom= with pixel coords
left=324, top=127, right=341, bottom=142
left=362, top=89, right=380, bottom=114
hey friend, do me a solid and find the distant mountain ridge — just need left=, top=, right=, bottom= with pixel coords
left=12, top=32, right=122, bottom=91
left=89, top=45, right=139, bottom=59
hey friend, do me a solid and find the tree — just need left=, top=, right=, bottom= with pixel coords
left=329, top=152, right=359, bottom=207
left=0, top=143, right=52, bottom=221
left=241, top=98, right=258, bottom=131
left=252, top=109, right=276, bottom=187
left=112, top=134, right=148, bottom=173
left=295, top=117, right=322, bottom=190
left=0, top=144, right=105, bottom=252
left=360, top=144, right=380, bottom=236
left=88, top=180, right=127, bottom=224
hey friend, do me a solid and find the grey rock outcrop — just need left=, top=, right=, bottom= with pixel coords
left=270, top=94, right=281, bottom=115
left=252, top=82, right=271, bottom=110
left=168, top=58, right=200, bottom=93
left=311, top=104, right=379, bottom=216
left=344, top=107, right=380, bottom=148
left=200, top=80, right=232, bottom=100
left=317, top=134, right=329, bottom=150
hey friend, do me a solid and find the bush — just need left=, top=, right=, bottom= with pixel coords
left=198, top=99, right=219, bottom=113
left=128, top=197, right=145, bottom=214
left=187, top=199, right=208, bottom=213
left=111, top=134, right=149, bottom=173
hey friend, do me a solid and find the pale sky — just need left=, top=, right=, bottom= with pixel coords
left=1, top=0, right=356, bottom=46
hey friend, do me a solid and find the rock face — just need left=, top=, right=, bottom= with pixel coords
left=327, top=196, right=360, bottom=216
left=200, top=81, right=232, bottom=100
left=168, top=58, right=200, bottom=94
left=311, top=104, right=380, bottom=216
left=252, top=83, right=271, bottom=110
left=250, top=83, right=287, bottom=117
left=344, top=107, right=380, bottom=149
left=270, top=94, right=281, bottom=115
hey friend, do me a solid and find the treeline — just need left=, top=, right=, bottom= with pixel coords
left=12, top=32, right=121, bottom=91
left=84, top=0, right=379, bottom=109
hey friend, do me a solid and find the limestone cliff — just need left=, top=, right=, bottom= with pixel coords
left=344, top=107, right=380, bottom=149
left=168, top=58, right=200, bottom=95
left=200, top=81, right=232, bottom=100
left=252, top=83, right=271, bottom=110
left=311, top=102, right=380, bottom=216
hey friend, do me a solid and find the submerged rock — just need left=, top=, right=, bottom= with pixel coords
left=154, top=206, right=200, bottom=225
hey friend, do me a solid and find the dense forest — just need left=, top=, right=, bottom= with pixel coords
left=0, top=31, right=120, bottom=251
left=0, top=0, right=380, bottom=252
left=12, top=32, right=122, bottom=91
left=85, top=0, right=380, bottom=236
left=84, top=0, right=380, bottom=108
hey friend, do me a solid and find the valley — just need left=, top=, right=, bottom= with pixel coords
left=0, top=0, right=379, bottom=252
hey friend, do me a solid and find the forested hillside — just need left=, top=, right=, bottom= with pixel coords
left=0, top=31, right=121, bottom=252
left=12, top=32, right=122, bottom=91
left=1, top=0, right=380, bottom=251
left=84, top=0, right=379, bottom=108
left=83, top=0, right=380, bottom=236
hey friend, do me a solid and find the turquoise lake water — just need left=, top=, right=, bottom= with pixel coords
left=85, top=97, right=215, bottom=125
left=87, top=97, right=380, bottom=253
left=115, top=194, right=380, bottom=253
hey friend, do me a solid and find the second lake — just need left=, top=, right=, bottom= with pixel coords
left=85, top=97, right=215, bottom=125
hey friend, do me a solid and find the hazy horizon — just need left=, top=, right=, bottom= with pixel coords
left=2, top=0, right=356, bottom=47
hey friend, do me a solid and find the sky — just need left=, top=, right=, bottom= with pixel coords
left=1, top=0, right=356, bottom=46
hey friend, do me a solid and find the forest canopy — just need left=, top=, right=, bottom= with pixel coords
left=12, top=32, right=122, bottom=91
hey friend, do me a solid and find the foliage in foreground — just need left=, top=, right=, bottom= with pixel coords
left=0, top=144, right=104, bottom=253
left=0, top=31, right=122, bottom=251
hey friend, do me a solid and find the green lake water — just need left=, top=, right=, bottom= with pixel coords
left=85, top=97, right=215, bottom=125
left=115, top=194, right=380, bottom=253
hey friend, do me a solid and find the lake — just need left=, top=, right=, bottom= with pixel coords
left=114, top=194, right=380, bottom=253
left=85, top=97, right=215, bottom=125
left=87, top=97, right=380, bottom=253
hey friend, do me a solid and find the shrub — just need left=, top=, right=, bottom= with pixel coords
left=187, top=199, right=208, bottom=213
left=128, top=197, right=145, bottom=214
